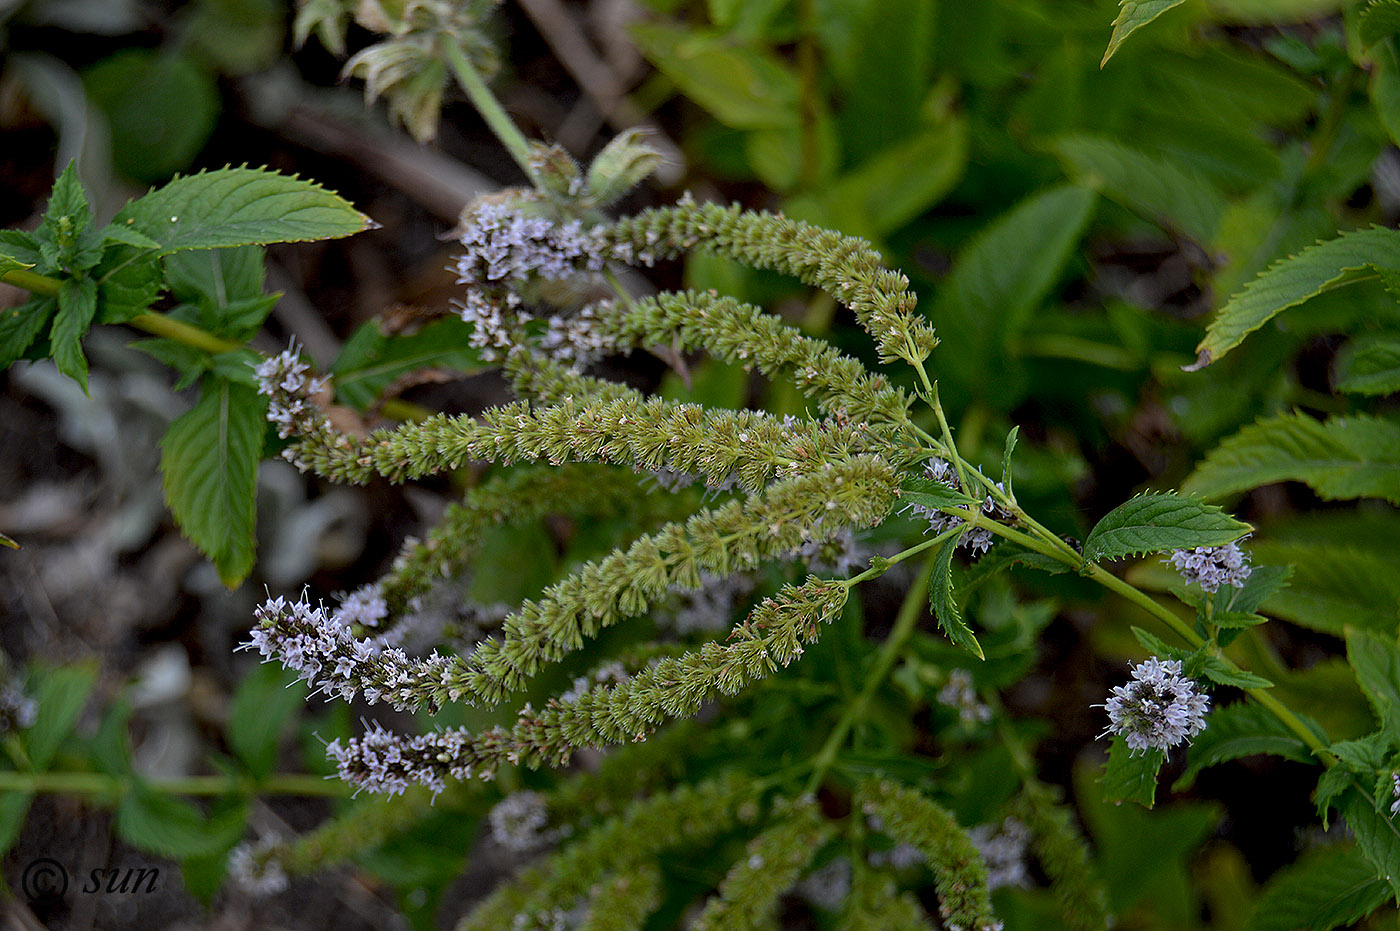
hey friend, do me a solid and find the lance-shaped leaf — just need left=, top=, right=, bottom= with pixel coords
left=51, top=278, right=98, bottom=391
left=1346, top=629, right=1400, bottom=749
left=1102, top=1, right=1188, bottom=66
left=1100, top=737, right=1164, bottom=808
left=1175, top=702, right=1313, bottom=791
left=331, top=318, right=485, bottom=410
left=1338, top=788, right=1400, bottom=900
left=114, top=166, right=376, bottom=255
left=1081, top=492, right=1251, bottom=566
left=159, top=376, right=266, bottom=586
left=1334, top=334, right=1400, bottom=396
left=1189, top=227, right=1400, bottom=369
left=899, top=473, right=979, bottom=512
left=1183, top=413, right=1400, bottom=506
left=1250, top=844, right=1392, bottom=931
left=930, top=538, right=983, bottom=660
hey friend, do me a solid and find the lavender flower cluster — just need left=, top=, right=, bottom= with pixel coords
left=967, top=817, right=1031, bottom=891
left=902, top=459, right=1011, bottom=555
left=452, top=201, right=633, bottom=365
left=226, top=837, right=290, bottom=896
left=1167, top=542, right=1252, bottom=593
left=242, top=594, right=463, bottom=711
left=937, top=669, right=992, bottom=727
left=1101, top=657, right=1210, bottom=754
left=487, top=790, right=565, bottom=853
left=326, top=721, right=482, bottom=795
left=252, top=343, right=328, bottom=440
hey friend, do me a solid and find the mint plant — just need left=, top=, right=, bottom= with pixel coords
left=2, top=1, right=1400, bottom=929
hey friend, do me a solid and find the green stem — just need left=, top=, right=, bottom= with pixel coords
left=129, top=312, right=240, bottom=354
left=805, top=552, right=940, bottom=795
left=1, top=267, right=62, bottom=297
left=0, top=770, right=347, bottom=797
left=440, top=37, right=542, bottom=187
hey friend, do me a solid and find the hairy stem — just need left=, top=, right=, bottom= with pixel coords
left=440, top=36, right=542, bottom=188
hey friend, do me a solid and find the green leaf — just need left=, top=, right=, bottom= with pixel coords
left=1102, top=1, right=1189, bottom=66
left=629, top=23, right=800, bottom=129
left=187, top=0, right=285, bottom=75
left=115, top=786, right=246, bottom=859
left=1338, top=787, right=1400, bottom=900
left=1250, top=844, right=1392, bottom=931
left=50, top=277, right=98, bottom=391
left=1190, top=227, right=1400, bottom=369
left=227, top=664, right=307, bottom=780
left=0, top=297, right=57, bottom=369
left=930, top=539, right=983, bottom=659
left=1176, top=702, right=1312, bottom=791
left=159, top=377, right=266, bottom=586
left=1051, top=134, right=1226, bottom=243
left=1000, top=426, right=1018, bottom=498
left=1334, top=334, right=1400, bottom=395
left=789, top=117, right=968, bottom=237
left=932, top=185, right=1096, bottom=402
left=83, top=50, right=219, bottom=183
left=898, top=473, right=979, bottom=512
left=0, top=253, right=34, bottom=277
left=1081, top=492, right=1252, bottom=565
left=1347, top=629, right=1400, bottom=748
left=331, top=318, right=485, bottom=410
left=1330, top=732, right=1391, bottom=773
left=1248, top=541, right=1400, bottom=637
left=113, top=167, right=376, bottom=255
left=22, top=661, right=100, bottom=770
left=0, top=791, right=34, bottom=856
left=93, top=247, right=164, bottom=325
left=1361, top=0, right=1400, bottom=49
left=1194, top=656, right=1273, bottom=690
left=1100, top=737, right=1164, bottom=808
left=36, top=161, right=100, bottom=272
left=1222, top=564, right=1293, bottom=616
left=1183, top=413, right=1400, bottom=506
left=165, top=247, right=277, bottom=342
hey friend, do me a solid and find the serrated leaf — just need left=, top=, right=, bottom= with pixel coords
left=93, top=246, right=163, bottom=324
left=1250, top=844, right=1392, bottom=931
left=1195, top=655, right=1273, bottom=690
left=1316, top=766, right=1352, bottom=825
left=1334, top=334, right=1400, bottom=395
left=897, top=474, right=979, bottom=513
left=1247, top=540, right=1400, bottom=636
left=0, top=297, right=57, bottom=369
left=0, top=253, right=34, bottom=276
left=1361, top=0, right=1400, bottom=49
left=1081, top=492, right=1252, bottom=565
left=116, top=787, right=246, bottom=859
left=1176, top=702, right=1312, bottom=790
left=1330, top=732, right=1391, bottom=773
left=38, top=162, right=92, bottom=251
left=1347, top=629, right=1400, bottom=748
left=159, top=377, right=266, bottom=586
left=629, top=23, right=800, bottom=129
left=930, top=539, right=983, bottom=659
left=113, top=167, right=375, bottom=255
left=1131, top=626, right=1189, bottom=662
left=1102, top=1, right=1189, bottom=66
left=1183, top=412, right=1400, bottom=506
left=1191, top=227, right=1400, bottom=368
left=51, top=277, right=98, bottom=391
left=22, top=662, right=100, bottom=770
left=331, top=318, right=485, bottom=410
left=932, top=185, right=1096, bottom=402
left=1100, top=736, right=1164, bottom=807
left=1339, top=787, right=1400, bottom=899
left=1052, top=134, right=1225, bottom=243
left=99, top=223, right=162, bottom=250
left=227, top=664, right=307, bottom=780
left=164, top=246, right=271, bottom=342
left=1222, top=564, right=1293, bottom=616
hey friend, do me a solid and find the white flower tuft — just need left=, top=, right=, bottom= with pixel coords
left=1100, top=657, right=1210, bottom=754
left=1167, top=542, right=1252, bottom=594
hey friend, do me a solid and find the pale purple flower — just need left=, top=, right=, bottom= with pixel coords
left=0, top=678, right=36, bottom=734
left=968, top=818, right=1031, bottom=890
left=796, top=524, right=865, bottom=576
left=938, top=669, right=992, bottom=726
left=454, top=202, right=614, bottom=286
left=901, top=459, right=1011, bottom=555
left=1101, top=657, right=1210, bottom=754
left=326, top=720, right=486, bottom=795
left=1390, top=772, right=1400, bottom=818
left=242, top=595, right=468, bottom=712
left=226, top=837, right=289, bottom=896
left=1168, top=542, right=1252, bottom=593
left=488, top=790, right=560, bottom=852
left=252, top=341, right=328, bottom=439
left=335, top=583, right=388, bottom=629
